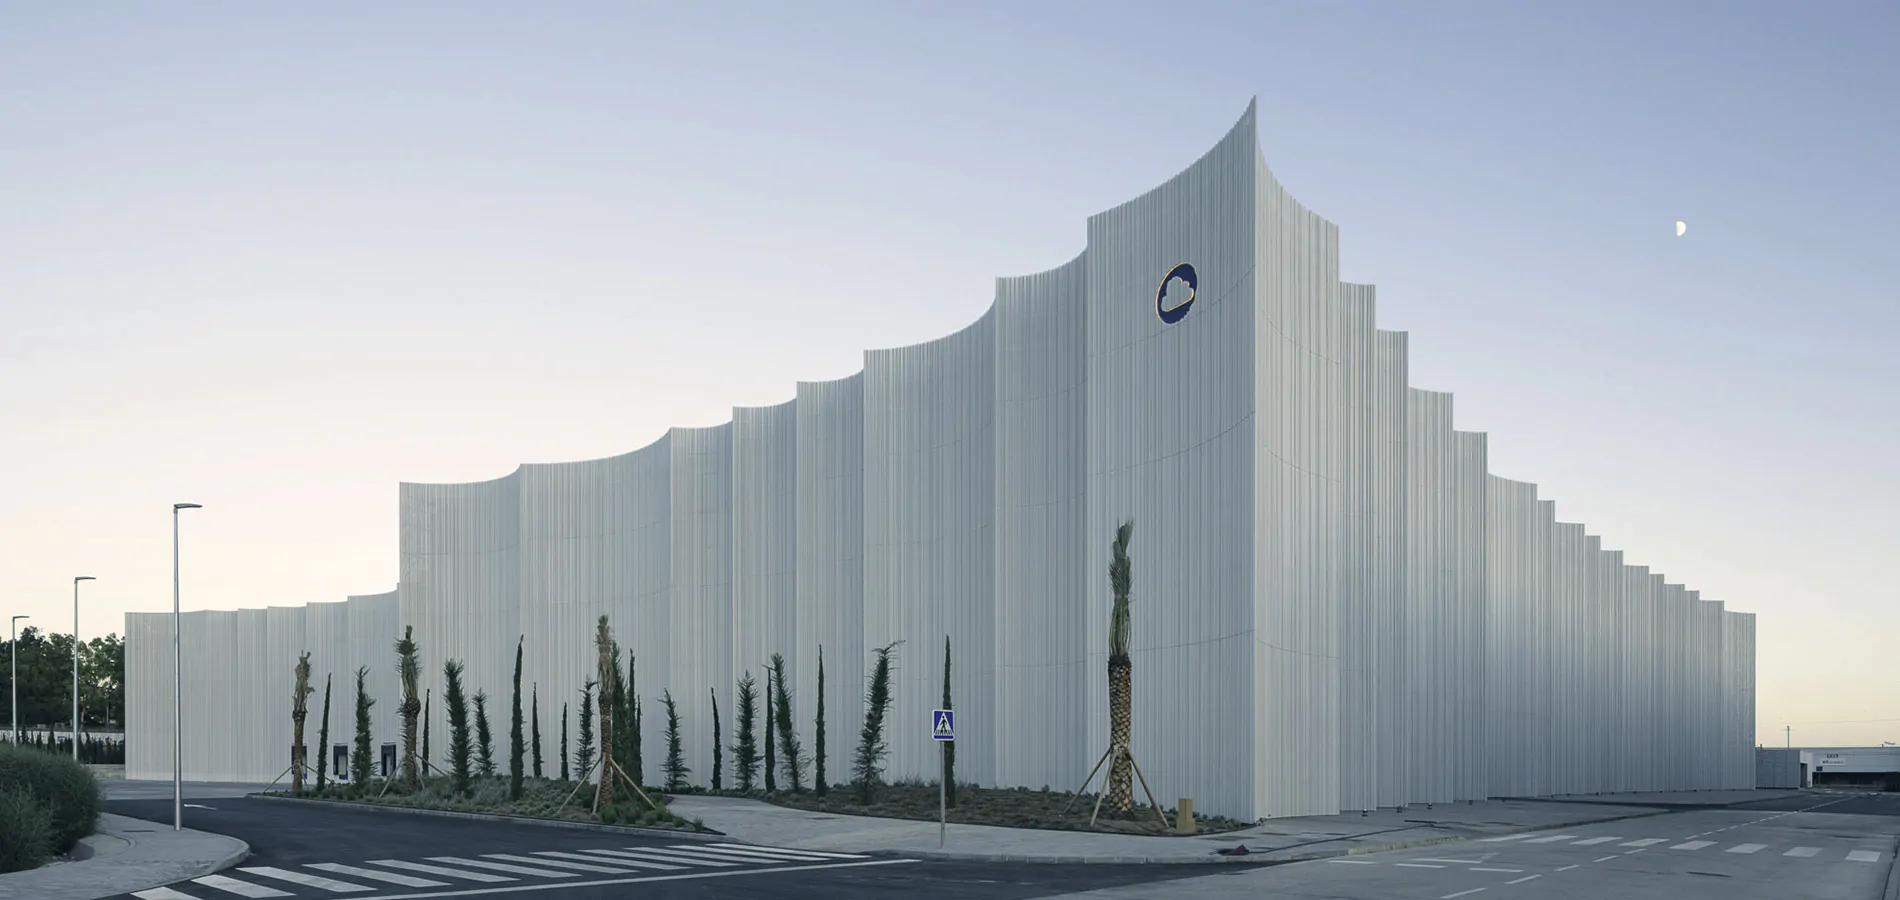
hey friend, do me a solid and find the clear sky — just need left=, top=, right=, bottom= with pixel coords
left=2, top=2, right=1893, bottom=747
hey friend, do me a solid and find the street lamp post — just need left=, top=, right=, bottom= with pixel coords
left=73, top=576, right=95, bottom=761
left=9, top=615, right=27, bottom=746
left=173, top=502, right=201, bottom=831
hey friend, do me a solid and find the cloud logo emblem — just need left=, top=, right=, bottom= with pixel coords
left=1156, top=263, right=1197, bottom=324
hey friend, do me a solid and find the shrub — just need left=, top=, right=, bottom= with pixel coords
left=0, top=740, right=101, bottom=857
left=0, top=786, right=54, bottom=873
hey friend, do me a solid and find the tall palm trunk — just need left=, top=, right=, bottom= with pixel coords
left=292, top=652, right=314, bottom=797
left=396, top=626, right=422, bottom=791
left=1106, top=520, right=1135, bottom=815
left=592, top=615, right=616, bottom=811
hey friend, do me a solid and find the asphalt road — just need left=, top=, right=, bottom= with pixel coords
left=103, top=796, right=1233, bottom=900
left=1027, top=791, right=1900, bottom=900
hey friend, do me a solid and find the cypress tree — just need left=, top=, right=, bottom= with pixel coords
left=710, top=686, right=723, bottom=791
left=661, top=689, right=690, bottom=791
left=610, top=642, right=630, bottom=788
left=942, top=635, right=955, bottom=807
left=560, top=702, right=570, bottom=781
left=531, top=684, right=544, bottom=779
left=422, top=689, right=431, bottom=777
left=576, top=681, right=596, bottom=782
left=315, top=674, right=333, bottom=790
left=763, top=667, right=776, bottom=793
left=510, top=638, right=526, bottom=799
left=815, top=646, right=827, bottom=797
left=474, top=690, right=495, bottom=778
left=445, top=660, right=472, bottom=795
left=733, top=671, right=759, bottom=792
left=770, top=653, right=804, bottom=792
left=627, top=651, right=643, bottom=787
left=351, top=666, right=375, bottom=790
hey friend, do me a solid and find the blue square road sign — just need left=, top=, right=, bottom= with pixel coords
left=932, top=709, right=954, bottom=741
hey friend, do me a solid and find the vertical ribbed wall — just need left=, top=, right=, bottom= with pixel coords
left=121, top=101, right=1756, bottom=815
left=993, top=255, right=1088, bottom=792
left=794, top=374, right=864, bottom=789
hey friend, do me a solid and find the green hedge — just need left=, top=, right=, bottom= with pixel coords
left=0, top=741, right=102, bottom=872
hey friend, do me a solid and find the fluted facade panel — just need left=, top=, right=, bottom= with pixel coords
left=993, top=255, right=1088, bottom=792
left=123, top=101, right=1754, bottom=817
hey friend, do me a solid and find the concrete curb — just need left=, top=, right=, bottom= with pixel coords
left=0, top=815, right=251, bottom=900
left=1882, top=833, right=1900, bottom=900
left=246, top=793, right=728, bottom=841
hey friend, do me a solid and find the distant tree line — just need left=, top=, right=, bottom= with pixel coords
left=0, top=628, right=125, bottom=734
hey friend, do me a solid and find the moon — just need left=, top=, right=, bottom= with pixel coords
left=1676, top=221, right=1687, bottom=237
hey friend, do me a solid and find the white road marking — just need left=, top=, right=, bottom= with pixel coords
left=1848, top=850, right=1882, bottom=863
left=367, top=860, right=515, bottom=882
left=1620, top=839, right=1666, bottom=847
left=307, top=863, right=448, bottom=887
left=1328, top=859, right=1377, bottom=864
left=708, top=842, right=867, bottom=859
left=237, top=866, right=375, bottom=893
left=189, top=875, right=292, bottom=898
left=585, top=847, right=740, bottom=867
left=239, top=859, right=920, bottom=900
left=673, top=844, right=837, bottom=862
left=428, top=857, right=578, bottom=878
left=498, top=852, right=664, bottom=873
left=1396, top=863, right=1446, bottom=868
left=1506, top=874, right=1541, bottom=884
left=1572, top=837, right=1620, bottom=846
left=1480, top=834, right=1531, bottom=842
left=1593, top=855, right=1617, bottom=862
left=1524, top=834, right=1579, bottom=844
left=1672, top=841, right=1715, bottom=850
left=1784, top=847, right=1820, bottom=857
left=1556, top=864, right=1580, bottom=871
left=1442, top=890, right=1486, bottom=899
left=1471, top=867, right=1523, bottom=872
left=1726, top=844, right=1766, bottom=854
left=184, top=803, right=217, bottom=809
left=132, top=890, right=198, bottom=900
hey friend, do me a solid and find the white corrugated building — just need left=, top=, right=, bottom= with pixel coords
left=126, top=101, right=1757, bottom=821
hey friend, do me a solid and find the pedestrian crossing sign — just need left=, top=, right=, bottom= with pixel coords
left=932, top=708, right=955, bottom=741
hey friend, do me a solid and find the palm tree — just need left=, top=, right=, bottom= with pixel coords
left=1106, top=519, right=1135, bottom=814
left=395, top=626, right=422, bottom=792
left=592, top=615, right=616, bottom=811
left=291, top=652, right=314, bottom=796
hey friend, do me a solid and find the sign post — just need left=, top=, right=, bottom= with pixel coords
left=932, top=709, right=954, bottom=848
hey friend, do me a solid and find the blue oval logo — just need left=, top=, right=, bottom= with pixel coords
left=1156, top=263, right=1196, bottom=324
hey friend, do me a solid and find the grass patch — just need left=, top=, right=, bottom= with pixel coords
left=263, top=775, right=706, bottom=832
left=744, top=779, right=1250, bottom=835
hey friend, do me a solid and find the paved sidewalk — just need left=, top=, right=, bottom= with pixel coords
left=0, top=812, right=249, bottom=900
left=667, top=789, right=1808, bottom=864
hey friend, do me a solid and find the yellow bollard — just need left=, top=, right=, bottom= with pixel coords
left=1176, top=798, right=1196, bottom=835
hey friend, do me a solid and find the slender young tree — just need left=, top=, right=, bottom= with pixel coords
left=593, top=616, right=616, bottom=811
left=422, top=689, right=432, bottom=778
left=315, top=674, right=333, bottom=790
left=531, top=683, right=544, bottom=779
left=474, top=690, right=495, bottom=778
left=942, top=635, right=956, bottom=807
left=763, top=667, right=776, bottom=793
left=559, top=701, right=570, bottom=781
left=710, top=686, right=723, bottom=791
left=576, top=681, right=596, bottom=782
left=351, top=666, right=375, bottom=789
left=444, top=661, right=472, bottom=795
left=626, top=650, right=643, bottom=787
left=770, top=653, right=804, bottom=792
left=291, top=652, right=314, bottom=797
left=661, top=688, right=690, bottom=791
left=815, top=646, right=827, bottom=797
left=396, top=627, right=423, bottom=792
left=610, top=640, right=630, bottom=789
left=732, top=671, right=759, bottom=792
left=509, top=638, right=526, bottom=799
left=854, top=641, right=901, bottom=803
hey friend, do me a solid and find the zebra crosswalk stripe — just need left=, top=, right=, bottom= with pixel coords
left=1727, top=844, right=1766, bottom=854
left=1620, top=839, right=1666, bottom=847
left=1572, top=837, right=1620, bottom=846
left=525, top=850, right=681, bottom=871
left=582, top=847, right=741, bottom=867
left=188, top=874, right=292, bottom=898
left=427, top=856, right=579, bottom=878
left=236, top=866, right=375, bottom=893
left=1848, top=850, right=1882, bottom=863
left=683, top=844, right=841, bottom=862
left=131, top=889, right=198, bottom=900
left=709, top=842, right=868, bottom=859
left=1671, top=841, right=1715, bottom=850
left=305, top=862, right=448, bottom=887
left=366, top=859, right=515, bottom=882
left=1784, top=847, right=1821, bottom=857
left=1524, top=834, right=1579, bottom=844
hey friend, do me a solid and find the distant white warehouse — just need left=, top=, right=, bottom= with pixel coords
left=126, top=101, right=1756, bottom=822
